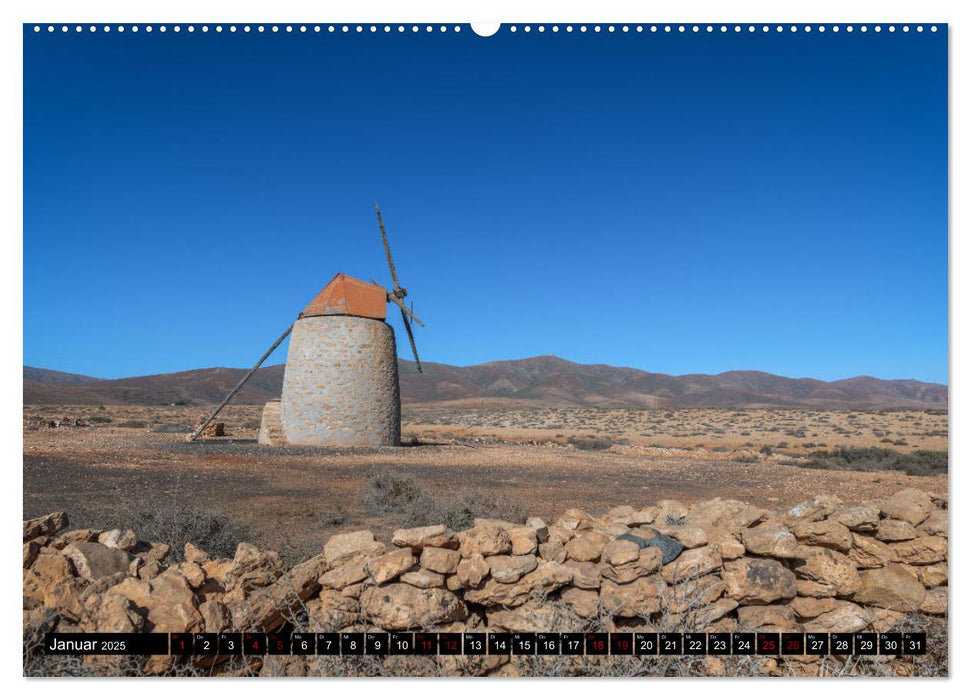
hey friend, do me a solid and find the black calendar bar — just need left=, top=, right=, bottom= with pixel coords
left=43, top=632, right=929, bottom=656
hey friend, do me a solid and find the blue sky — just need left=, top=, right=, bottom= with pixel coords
left=23, top=25, right=947, bottom=383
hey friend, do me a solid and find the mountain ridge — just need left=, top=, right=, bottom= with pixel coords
left=22, top=357, right=947, bottom=410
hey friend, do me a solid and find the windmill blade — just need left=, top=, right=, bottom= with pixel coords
left=375, top=202, right=402, bottom=293
left=370, top=279, right=424, bottom=327
left=400, top=308, right=423, bottom=373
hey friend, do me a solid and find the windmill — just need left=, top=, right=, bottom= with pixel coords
left=189, top=204, right=424, bottom=447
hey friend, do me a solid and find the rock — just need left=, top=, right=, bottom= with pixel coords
left=564, top=532, right=608, bottom=562
left=852, top=563, right=926, bottom=612
left=562, top=560, right=601, bottom=589
left=144, top=543, right=170, bottom=563
left=741, top=523, right=804, bottom=558
left=360, top=583, right=466, bottom=630
left=600, top=576, right=665, bottom=617
left=137, top=559, right=165, bottom=580
left=691, top=598, right=739, bottom=628
left=795, top=580, right=837, bottom=598
left=391, top=525, right=458, bottom=550
left=737, top=605, right=796, bottom=630
left=184, top=543, right=209, bottom=564
left=685, top=498, right=767, bottom=533
left=629, top=507, right=660, bottom=525
left=24, top=540, right=42, bottom=569
left=555, top=508, right=595, bottom=531
left=560, top=587, right=600, bottom=618
left=622, top=532, right=683, bottom=564
left=831, top=505, right=880, bottom=532
left=309, top=589, right=360, bottom=630
left=653, top=525, right=708, bottom=549
left=603, top=539, right=640, bottom=566
left=420, top=546, right=461, bottom=575
left=722, top=557, right=797, bottom=604
left=655, top=500, right=689, bottom=523
left=455, top=554, right=489, bottom=588
left=367, top=548, right=416, bottom=584
left=324, top=530, right=384, bottom=566
left=230, top=553, right=329, bottom=631
left=876, top=519, right=918, bottom=542
left=849, top=534, right=895, bottom=569
left=63, top=542, right=133, bottom=582
left=107, top=570, right=202, bottom=633
left=198, top=600, right=231, bottom=632
left=458, top=525, right=511, bottom=557
left=507, top=527, right=538, bottom=555
left=793, top=549, right=861, bottom=597
left=792, top=520, right=852, bottom=552
left=790, top=596, right=838, bottom=619
left=174, top=561, right=206, bottom=589
left=917, top=562, right=947, bottom=587
left=661, top=545, right=722, bottom=584
left=79, top=572, right=131, bottom=609
left=784, top=495, right=842, bottom=525
left=88, top=593, right=144, bottom=633
left=487, top=601, right=567, bottom=631
left=919, top=587, right=947, bottom=615
left=400, top=568, right=445, bottom=588
left=23, top=511, right=69, bottom=541
left=464, top=561, right=573, bottom=607
left=879, top=489, right=934, bottom=526
left=918, top=509, right=947, bottom=536
left=706, top=530, right=746, bottom=560
left=224, top=543, right=286, bottom=591
left=97, top=529, right=137, bottom=551
left=667, top=574, right=725, bottom=613
left=486, top=554, right=538, bottom=583
left=802, top=601, right=869, bottom=633
left=891, top=536, right=947, bottom=565
left=49, top=529, right=100, bottom=549
left=319, top=558, right=369, bottom=589
left=602, top=547, right=662, bottom=584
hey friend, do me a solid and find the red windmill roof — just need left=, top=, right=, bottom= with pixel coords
left=299, top=273, right=388, bottom=320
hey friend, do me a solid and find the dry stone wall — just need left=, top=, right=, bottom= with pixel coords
left=23, top=488, right=947, bottom=676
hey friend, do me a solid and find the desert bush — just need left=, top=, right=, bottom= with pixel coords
left=802, top=447, right=947, bottom=476
left=567, top=437, right=614, bottom=451
left=361, top=473, right=427, bottom=514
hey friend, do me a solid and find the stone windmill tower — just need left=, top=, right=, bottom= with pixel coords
left=190, top=205, right=424, bottom=447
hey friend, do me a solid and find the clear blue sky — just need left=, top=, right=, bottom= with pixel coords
left=24, top=25, right=947, bottom=383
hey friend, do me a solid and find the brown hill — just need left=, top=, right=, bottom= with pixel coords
left=23, top=356, right=947, bottom=410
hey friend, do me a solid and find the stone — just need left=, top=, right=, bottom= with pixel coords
left=624, top=531, right=683, bottom=564
left=891, top=536, right=947, bottom=565
left=876, top=519, right=918, bottom=542
left=420, top=546, right=461, bottom=574
left=790, top=596, right=838, bottom=619
left=919, top=587, right=947, bottom=615
left=88, top=593, right=144, bottom=633
left=195, top=600, right=230, bottom=632
left=23, top=511, right=69, bottom=541
left=802, top=601, right=869, bottom=633
left=661, top=545, right=722, bottom=584
left=602, top=547, right=662, bottom=584
left=603, top=539, right=640, bottom=566
left=629, top=507, right=660, bottom=525
left=62, top=542, right=133, bottom=582
left=464, top=561, right=573, bottom=607
left=24, top=540, right=42, bottom=569
left=793, top=549, right=861, bottom=597
left=564, top=532, right=608, bottom=562
left=319, top=558, right=369, bottom=590
left=878, top=489, right=934, bottom=526
left=849, top=534, right=895, bottom=569
left=722, top=557, right=797, bottom=604
left=685, top=498, right=767, bottom=533
left=367, top=548, right=416, bottom=584
left=224, top=542, right=286, bottom=591
left=137, top=559, right=165, bottom=580
left=655, top=499, right=689, bottom=523
left=400, top=568, right=445, bottom=588
left=230, top=553, right=329, bottom=631
left=852, top=563, right=926, bottom=612
left=507, top=527, right=538, bottom=555
left=560, top=587, right=600, bottom=619
left=458, top=525, right=511, bottom=557
left=455, top=554, right=490, bottom=588
left=653, top=525, right=708, bottom=549
left=792, top=520, right=852, bottom=552
left=600, top=576, right=665, bottom=617
left=486, top=554, right=538, bottom=583
left=917, top=562, right=947, bottom=587
left=831, top=505, right=880, bottom=532
left=391, top=525, right=458, bottom=550
left=918, top=509, right=947, bottom=536
left=706, top=530, right=746, bottom=560
left=174, top=562, right=206, bottom=589
left=107, top=570, right=202, bottom=633
left=98, top=529, right=137, bottom=551
left=324, top=530, right=384, bottom=566
left=184, top=543, right=209, bottom=564
left=783, top=495, right=842, bottom=525
left=50, top=529, right=100, bottom=549
left=562, top=560, right=601, bottom=589
left=667, top=574, right=725, bottom=613
left=740, top=523, right=805, bottom=558
left=737, top=605, right=796, bottom=630
left=795, top=580, right=837, bottom=598
left=555, top=508, right=595, bottom=531
left=487, top=601, right=566, bottom=632
left=308, top=590, right=360, bottom=630
left=360, top=583, right=466, bottom=630
left=691, top=598, right=739, bottom=628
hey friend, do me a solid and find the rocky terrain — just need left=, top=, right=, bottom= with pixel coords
left=24, top=489, right=948, bottom=677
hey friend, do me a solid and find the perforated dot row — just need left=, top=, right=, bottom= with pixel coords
left=30, top=24, right=941, bottom=35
